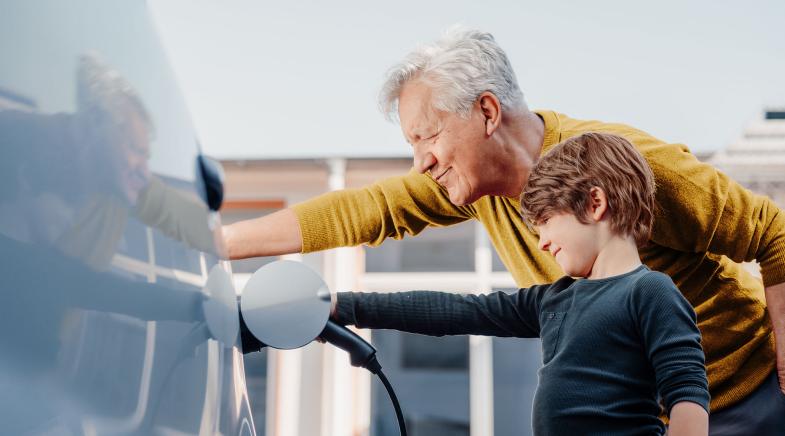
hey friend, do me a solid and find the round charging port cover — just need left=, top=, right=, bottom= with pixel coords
left=240, top=260, right=331, bottom=349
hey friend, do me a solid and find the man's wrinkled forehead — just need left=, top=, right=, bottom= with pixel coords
left=398, top=81, right=441, bottom=144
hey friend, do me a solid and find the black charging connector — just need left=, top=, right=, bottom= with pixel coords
left=319, top=320, right=407, bottom=436
left=238, top=307, right=407, bottom=436
left=319, top=320, right=377, bottom=370
left=239, top=307, right=266, bottom=354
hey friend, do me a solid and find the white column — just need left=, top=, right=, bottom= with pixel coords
left=269, top=253, right=305, bottom=436
left=265, top=348, right=278, bottom=436
left=321, top=158, right=367, bottom=436
left=274, top=348, right=303, bottom=436
left=471, top=223, right=494, bottom=436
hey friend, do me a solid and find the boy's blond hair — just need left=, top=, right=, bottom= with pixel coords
left=520, top=132, right=656, bottom=246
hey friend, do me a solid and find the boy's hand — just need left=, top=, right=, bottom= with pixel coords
left=667, top=401, right=707, bottom=436
left=315, top=293, right=338, bottom=344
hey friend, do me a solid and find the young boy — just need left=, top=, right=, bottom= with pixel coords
left=330, top=132, right=709, bottom=435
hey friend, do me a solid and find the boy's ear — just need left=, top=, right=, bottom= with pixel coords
left=589, top=187, right=608, bottom=221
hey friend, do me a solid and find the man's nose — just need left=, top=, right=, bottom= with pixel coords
left=413, top=147, right=437, bottom=174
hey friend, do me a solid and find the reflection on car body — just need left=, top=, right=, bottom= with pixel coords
left=0, top=1, right=254, bottom=434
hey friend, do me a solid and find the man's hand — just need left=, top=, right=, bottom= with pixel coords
left=222, top=208, right=302, bottom=260
left=765, top=281, right=785, bottom=394
left=210, top=213, right=228, bottom=259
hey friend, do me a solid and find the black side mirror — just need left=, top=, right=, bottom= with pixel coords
left=196, top=154, right=225, bottom=212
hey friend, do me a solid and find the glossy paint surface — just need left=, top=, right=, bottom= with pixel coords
left=0, top=1, right=254, bottom=434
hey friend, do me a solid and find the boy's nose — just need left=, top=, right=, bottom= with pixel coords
left=537, top=236, right=550, bottom=252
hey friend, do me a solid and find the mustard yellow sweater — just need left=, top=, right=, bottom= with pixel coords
left=293, top=110, right=785, bottom=412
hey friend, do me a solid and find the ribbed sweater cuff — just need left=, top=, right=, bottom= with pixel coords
left=333, top=292, right=356, bottom=326
left=760, top=238, right=785, bottom=288
left=665, top=386, right=711, bottom=415
left=292, top=201, right=330, bottom=254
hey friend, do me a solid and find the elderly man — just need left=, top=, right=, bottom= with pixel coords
left=224, top=28, right=785, bottom=433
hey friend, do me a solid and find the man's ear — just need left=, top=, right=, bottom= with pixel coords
left=589, top=187, right=608, bottom=221
left=478, top=92, right=502, bottom=136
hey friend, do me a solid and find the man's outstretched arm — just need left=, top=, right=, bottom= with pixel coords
left=222, top=171, right=473, bottom=260
left=223, top=208, right=302, bottom=259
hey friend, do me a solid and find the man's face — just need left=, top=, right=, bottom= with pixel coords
left=113, top=111, right=151, bottom=205
left=398, top=81, right=491, bottom=206
left=536, top=212, right=599, bottom=278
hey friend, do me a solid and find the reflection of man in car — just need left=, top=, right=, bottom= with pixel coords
left=0, top=54, right=227, bottom=434
left=77, top=52, right=154, bottom=206
left=0, top=53, right=218, bottom=269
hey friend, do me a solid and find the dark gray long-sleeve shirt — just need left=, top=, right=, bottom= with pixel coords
left=334, top=265, right=709, bottom=435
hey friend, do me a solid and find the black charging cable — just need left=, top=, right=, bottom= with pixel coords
left=319, top=320, right=407, bottom=436
left=368, top=359, right=406, bottom=436
left=239, top=311, right=406, bottom=436
left=240, top=313, right=407, bottom=436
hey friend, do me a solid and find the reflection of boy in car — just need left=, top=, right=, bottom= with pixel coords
left=330, top=133, right=709, bottom=435
left=0, top=53, right=218, bottom=269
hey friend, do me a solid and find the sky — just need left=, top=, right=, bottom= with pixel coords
left=149, top=0, right=785, bottom=159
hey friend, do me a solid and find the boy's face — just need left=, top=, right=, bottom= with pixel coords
left=536, top=212, right=600, bottom=278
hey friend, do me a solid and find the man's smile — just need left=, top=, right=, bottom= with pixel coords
left=435, top=167, right=451, bottom=184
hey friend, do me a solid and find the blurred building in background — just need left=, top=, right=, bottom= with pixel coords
left=707, top=108, right=785, bottom=279
left=220, top=108, right=785, bottom=436
left=708, top=108, right=785, bottom=206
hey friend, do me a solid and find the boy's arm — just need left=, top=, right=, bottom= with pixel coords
left=329, top=287, right=547, bottom=338
left=631, top=272, right=710, bottom=419
left=667, top=401, right=708, bottom=436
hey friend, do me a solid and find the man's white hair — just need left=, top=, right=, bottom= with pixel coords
left=77, top=52, right=154, bottom=139
left=379, top=26, right=527, bottom=121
